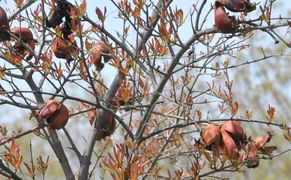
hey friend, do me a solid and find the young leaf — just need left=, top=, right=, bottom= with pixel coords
left=79, top=0, right=87, bottom=16
left=267, top=105, right=275, bottom=122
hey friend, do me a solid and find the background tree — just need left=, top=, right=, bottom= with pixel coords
left=0, top=0, right=290, bottom=179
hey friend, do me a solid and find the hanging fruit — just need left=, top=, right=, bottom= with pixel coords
left=89, top=109, right=116, bottom=140
left=221, top=120, right=245, bottom=141
left=11, top=27, right=36, bottom=60
left=46, top=1, right=76, bottom=39
left=0, top=7, right=10, bottom=42
left=221, top=128, right=239, bottom=157
left=90, top=42, right=112, bottom=71
left=214, top=1, right=239, bottom=33
left=201, top=124, right=221, bottom=150
left=38, top=99, right=69, bottom=130
left=51, top=36, right=78, bottom=64
left=218, top=0, right=256, bottom=13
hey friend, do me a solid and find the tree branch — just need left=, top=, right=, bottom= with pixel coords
left=78, top=1, right=165, bottom=179
left=23, top=70, right=75, bottom=180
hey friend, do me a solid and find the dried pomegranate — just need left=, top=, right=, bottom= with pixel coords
left=39, top=100, right=69, bottom=130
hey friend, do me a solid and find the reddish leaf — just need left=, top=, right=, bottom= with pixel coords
left=79, top=60, right=88, bottom=80
left=176, top=9, right=183, bottom=24
left=85, top=38, right=91, bottom=52
left=33, top=128, right=42, bottom=137
left=262, top=146, right=277, bottom=155
left=0, top=66, right=6, bottom=79
left=24, top=162, right=35, bottom=177
left=88, top=109, right=97, bottom=125
left=79, top=0, right=86, bottom=16
left=267, top=105, right=275, bottom=122
left=95, top=7, right=104, bottom=23
left=14, top=0, right=24, bottom=7
left=15, top=155, right=23, bottom=169
left=245, top=110, right=253, bottom=120
left=196, top=110, right=202, bottom=121
left=231, top=101, right=239, bottom=115
left=261, top=7, right=270, bottom=22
